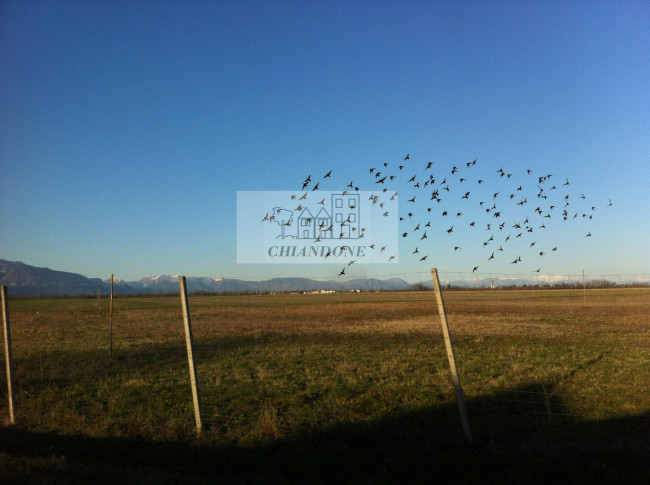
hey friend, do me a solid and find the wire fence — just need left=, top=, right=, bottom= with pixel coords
left=5, top=270, right=649, bottom=299
left=1, top=274, right=648, bottom=439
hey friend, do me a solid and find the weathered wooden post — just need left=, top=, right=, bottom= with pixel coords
left=179, top=276, right=203, bottom=434
left=1, top=286, right=15, bottom=424
left=109, top=274, right=114, bottom=358
left=430, top=268, right=472, bottom=442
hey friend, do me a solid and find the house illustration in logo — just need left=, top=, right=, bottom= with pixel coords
left=274, top=193, right=361, bottom=240
left=330, top=193, right=360, bottom=239
left=298, top=207, right=316, bottom=239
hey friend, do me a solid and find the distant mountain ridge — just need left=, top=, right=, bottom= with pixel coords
left=1, top=259, right=640, bottom=297
left=0, top=259, right=413, bottom=296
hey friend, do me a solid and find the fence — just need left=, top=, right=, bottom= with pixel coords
left=1, top=273, right=649, bottom=443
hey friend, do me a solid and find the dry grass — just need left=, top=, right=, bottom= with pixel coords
left=1, top=288, right=648, bottom=483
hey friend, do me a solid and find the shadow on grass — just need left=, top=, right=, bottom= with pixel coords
left=1, top=381, right=648, bottom=485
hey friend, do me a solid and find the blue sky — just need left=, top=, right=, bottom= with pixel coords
left=1, top=0, right=649, bottom=282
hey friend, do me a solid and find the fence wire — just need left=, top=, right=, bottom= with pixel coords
left=1, top=275, right=648, bottom=438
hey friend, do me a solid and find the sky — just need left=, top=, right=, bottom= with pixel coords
left=1, top=0, right=649, bottom=283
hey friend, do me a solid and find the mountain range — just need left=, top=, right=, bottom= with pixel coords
left=1, top=259, right=640, bottom=297
left=0, top=259, right=414, bottom=296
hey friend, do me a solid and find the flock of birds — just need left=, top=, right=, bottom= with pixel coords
left=264, top=154, right=611, bottom=277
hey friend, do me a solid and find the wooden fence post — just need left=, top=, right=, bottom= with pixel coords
left=430, top=268, right=472, bottom=442
left=1, top=286, right=15, bottom=424
left=110, top=274, right=114, bottom=358
left=179, top=276, right=203, bottom=434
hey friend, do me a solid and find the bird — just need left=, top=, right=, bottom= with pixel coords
left=302, top=151, right=605, bottom=279
left=338, top=267, right=346, bottom=276
left=473, top=266, right=479, bottom=273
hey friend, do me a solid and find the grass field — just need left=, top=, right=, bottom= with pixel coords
left=1, top=288, right=649, bottom=483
